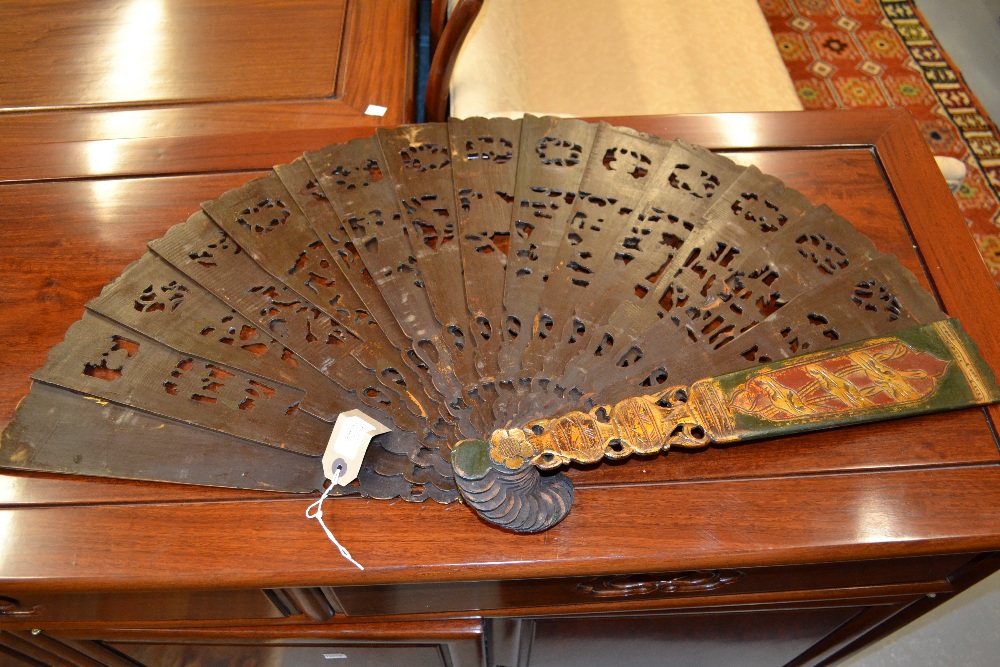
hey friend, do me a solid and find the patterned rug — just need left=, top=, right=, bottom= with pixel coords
left=759, top=0, right=1000, bottom=286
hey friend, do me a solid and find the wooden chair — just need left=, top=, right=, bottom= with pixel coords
left=424, top=0, right=803, bottom=122
left=426, top=0, right=485, bottom=122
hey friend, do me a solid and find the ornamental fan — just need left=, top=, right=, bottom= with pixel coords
left=2, top=117, right=995, bottom=533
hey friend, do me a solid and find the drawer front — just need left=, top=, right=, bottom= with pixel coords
left=331, top=553, right=972, bottom=616
left=0, top=589, right=285, bottom=625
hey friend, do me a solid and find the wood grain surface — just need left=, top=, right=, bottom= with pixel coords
left=0, top=0, right=417, bottom=182
left=0, top=0, right=347, bottom=109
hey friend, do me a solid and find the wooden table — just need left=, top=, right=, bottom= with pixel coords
left=2, top=110, right=999, bottom=667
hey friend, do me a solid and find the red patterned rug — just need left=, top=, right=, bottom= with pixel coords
left=759, top=0, right=1000, bottom=286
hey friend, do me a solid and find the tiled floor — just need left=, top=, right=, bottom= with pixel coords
left=841, top=3, right=1000, bottom=664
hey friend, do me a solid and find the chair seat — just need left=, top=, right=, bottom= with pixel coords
left=450, top=0, right=803, bottom=119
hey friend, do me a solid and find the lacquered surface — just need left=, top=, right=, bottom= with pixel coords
left=0, top=0, right=346, bottom=109
left=3, top=467, right=1000, bottom=592
left=0, top=0, right=417, bottom=183
left=0, top=111, right=998, bottom=606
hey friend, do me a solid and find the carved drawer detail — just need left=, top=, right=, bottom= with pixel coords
left=0, top=596, right=39, bottom=618
left=0, top=590, right=285, bottom=625
left=331, top=553, right=971, bottom=617
left=577, top=570, right=743, bottom=599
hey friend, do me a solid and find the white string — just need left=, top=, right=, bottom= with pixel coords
left=305, top=468, right=364, bottom=570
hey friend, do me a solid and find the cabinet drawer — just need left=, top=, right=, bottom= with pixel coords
left=26, top=619, right=485, bottom=667
left=0, top=589, right=285, bottom=625
left=331, top=553, right=971, bottom=616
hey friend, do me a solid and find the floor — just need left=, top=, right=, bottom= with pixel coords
left=841, top=4, right=1000, bottom=664
left=914, top=0, right=1000, bottom=126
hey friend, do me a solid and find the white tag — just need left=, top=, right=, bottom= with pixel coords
left=323, top=409, right=390, bottom=485
left=364, top=104, right=388, bottom=117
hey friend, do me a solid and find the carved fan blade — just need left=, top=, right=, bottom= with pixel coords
left=1, top=117, right=992, bottom=527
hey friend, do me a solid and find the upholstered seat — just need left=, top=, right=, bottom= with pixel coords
left=445, top=0, right=803, bottom=119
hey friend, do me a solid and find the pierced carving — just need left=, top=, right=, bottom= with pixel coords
left=152, top=212, right=434, bottom=439
left=491, top=384, right=711, bottom=473
left=306, top=136, right=480, bottom=438
left=515, top=125, right=675, bottom=404
left=237, top=198, right=290, bottom=234
left=536, top=136, right=584, bottom=166
left=602, top=146, right=653, bottom=178
left=400, top=142, right=450, bottom=172
left=88, top=252, right=368, bottom=424
left=83, top=335, right=139, bottom=381
left=164, top=358, right=287, bottom=416
left=134, top=281, right=187, bottom=313
left=33, top=313, right=324, bottom=454
left=185, top=227, right=241, bottom=268
left=330, top=158, right=383, bottom=189
left=6, top=116, right=988, bottom=518
left=464, top=135, right=514, bottom=163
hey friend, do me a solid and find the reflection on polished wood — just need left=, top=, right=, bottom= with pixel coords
left=1, top=0, right=346, bottom=109
left=0, top=0, right=417, bottom=182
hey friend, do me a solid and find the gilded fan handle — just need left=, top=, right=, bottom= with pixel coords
left=452, top=319, right=1000, bottom=533
left=451, top=386, right=708, bottom=532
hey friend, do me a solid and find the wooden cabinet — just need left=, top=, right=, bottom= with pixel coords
left=2, top=103, right=1000, bottom=666
left=0, top=0, right=417, bottom=183
left=2, top=620, right=486, bottom=667
left=329, top=554, right=967, bottom=617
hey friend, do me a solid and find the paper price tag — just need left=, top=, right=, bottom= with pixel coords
left=323, top=410, right=391, bottom=485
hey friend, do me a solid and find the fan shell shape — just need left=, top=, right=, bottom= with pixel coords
left=0, top=117, right=946, bottom=504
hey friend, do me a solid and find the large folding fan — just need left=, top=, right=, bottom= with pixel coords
left=3, top=117, right=998, bottom=533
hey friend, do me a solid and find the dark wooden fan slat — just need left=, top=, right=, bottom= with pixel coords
left=540, top=180, right=814, bottom=412
left=495, top=117, right=599, bottom=418
left=550, top=170, right=812, bottom=400
left=273, top=157, right=459, bottom=438
left=273, top=158, right=410, bottom=348
left=200, top=174, right=444, bottom=434
left=719, top=254, right=948, bottom=364
left=149, top=212, right=432, bottom=444
left=530, top=143, right=747, bottom=412
left=375, top=124, right=498, bottom=432
left=597, top=254, right=949, bottom=404
left=449, top=116, right=522, bottom=409
left=32, top=312, right=330, bottom=455
left=304, top=137, right=480, bottom=438
left=0, top=382, right=327, bottom=492
left=86, top=252, right=351, bottom=423
left=515, top=125, right=676, bottom=406
left=558, top=144, right=747, bottom=360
